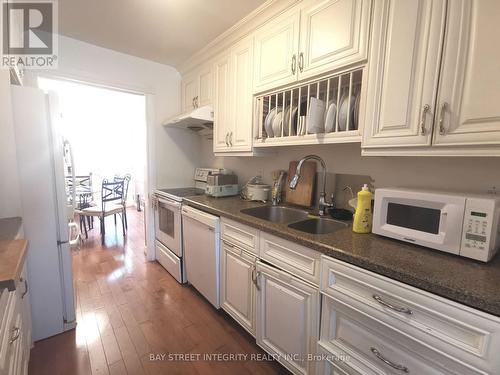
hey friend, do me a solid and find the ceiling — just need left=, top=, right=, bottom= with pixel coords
left=59, top=0, right=267, bottom=68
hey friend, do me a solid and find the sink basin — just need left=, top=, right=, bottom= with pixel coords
left=288, top=218, right=348, bottom=234
left=240, top=206, right=310, bottom=223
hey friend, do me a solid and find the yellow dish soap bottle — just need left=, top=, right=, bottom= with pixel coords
left=353, top=184, right=373, bottom=233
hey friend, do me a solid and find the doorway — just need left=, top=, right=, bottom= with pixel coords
left=38, top=77, right=148, bottom=248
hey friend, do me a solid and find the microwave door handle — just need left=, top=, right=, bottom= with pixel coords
left=439, top=210, right=448, bottom=233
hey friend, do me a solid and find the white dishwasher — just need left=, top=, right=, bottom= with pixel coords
left=182, top=205, right=221, bottom=308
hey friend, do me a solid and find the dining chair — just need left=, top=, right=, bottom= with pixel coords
left=80, top=179, right=126, bottom=244
left=113, top=174, right=131, bottom=230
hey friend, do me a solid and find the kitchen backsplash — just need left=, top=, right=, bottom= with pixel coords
left=201, top=140, right=500, bottom=196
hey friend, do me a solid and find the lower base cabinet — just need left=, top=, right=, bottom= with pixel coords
left=220, top=240, right=257, bottom=336
left=1, top=264, right=31, bottom=375
left=256, top=260, right=320, bottom=375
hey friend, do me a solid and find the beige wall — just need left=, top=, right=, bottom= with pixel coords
left=201, top=139, right=499, bottom=194
left=0, top=70, right=22, bottom=217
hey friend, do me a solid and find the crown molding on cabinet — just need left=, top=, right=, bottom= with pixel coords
left=179, top=0, right=300, bottom=75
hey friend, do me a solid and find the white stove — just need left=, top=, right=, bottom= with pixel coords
left=153, top=167, right=226, bottom=283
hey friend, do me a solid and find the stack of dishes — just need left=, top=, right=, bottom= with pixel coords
left=264, top=106, right=282, bottom=137
left=337, top=91, right=360, bottom=131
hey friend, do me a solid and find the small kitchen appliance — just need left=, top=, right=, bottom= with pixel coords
left=205, top=173, right=239, bottom=197
left=373, top=188, right=500, bottom=262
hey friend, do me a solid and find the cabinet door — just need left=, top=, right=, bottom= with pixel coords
left=220, top=242, right=256, bottom=335
left=181, top=73, right=197, bottom=113
left=256, top=261, right=320, bottom=375
left=229, top=36, right=254, bottom=151
left=298, top=0, right=371, bottom=79
left=362, top=0, right=446, bottom=149
left=253, top=7, right=300, bottom=93
left=213, top=53, right=231, bottom=152
left=198, top=65, right=213, bottom=107
left=433, top=0, right=500, bottom=146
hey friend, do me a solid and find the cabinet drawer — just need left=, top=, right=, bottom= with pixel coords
left=315, top=341, right=362, bottom=375
left=320, top=295, right=479, bottom=375
left=320, top=256, right=500, bottom=374
left=155, top=241, right=184, bottom=284
left=260, top=231, right=320, bottom=285
left=221, top=218, right=259, bottom=255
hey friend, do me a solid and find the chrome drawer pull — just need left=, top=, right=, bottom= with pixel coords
left=420, top=104, right=430, bottom=135
left=21, top=277, right=28, bottom=299
left=251, top=265, right=260, bottom=291
left=373, top=294, right=413, bottom=315
left=438, top=102, right=448, bottom=135
left=9, top=327, right=20, bottom=344
left=371, top=347, right=409, bottom=373
left=291, top=54, right=297, bottom=74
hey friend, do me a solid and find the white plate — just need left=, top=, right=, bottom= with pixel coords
left=265, top=107, right=280, bottom=137
left=338, top=94, right=356, bottom=131
left=289, top=106, right=298, bottom=136
left=353, top=93, right=360, bottom=130
left=324, top=101, right=337, bottom=133
left=272, top=111, right=283, bottom=137
left=282, top=106, right=291, bottom=136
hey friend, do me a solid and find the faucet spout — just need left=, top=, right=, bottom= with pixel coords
left=289, top=155, right=333, bottom=216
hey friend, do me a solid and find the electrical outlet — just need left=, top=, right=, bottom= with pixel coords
left=487, top=186, right=497, bottom=195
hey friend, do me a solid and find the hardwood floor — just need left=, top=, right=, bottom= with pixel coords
left=28, top=208, right=287, bottom=375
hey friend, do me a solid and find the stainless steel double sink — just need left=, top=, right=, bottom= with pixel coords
left=240, top=206, right=348, bottom=235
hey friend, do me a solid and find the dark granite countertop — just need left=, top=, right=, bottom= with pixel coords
left=184, top=195, right=500, bottom=317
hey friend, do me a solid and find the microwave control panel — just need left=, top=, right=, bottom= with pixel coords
left=460, top=197, right=500, bottom=261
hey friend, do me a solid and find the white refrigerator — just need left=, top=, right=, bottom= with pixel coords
left=11, top=85, right=77, bottom=341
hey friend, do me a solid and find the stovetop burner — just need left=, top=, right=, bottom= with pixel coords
left=155, top=187, right=205, bottom=201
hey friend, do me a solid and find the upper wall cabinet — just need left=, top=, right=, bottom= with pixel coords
left=432, top=0, right=500, bottom=147
left=362, top=0, right=446, bottom=149
left=299, top=0, right=371, bottom=79
left=363, top=0, right=500, bottom=156
left=253, top=7, right=300, bottom=93
left=213, top=35, right=254, bottom=154
left=253, top=0, right=372, bottom=94
left=181, top=64, right=213, bottom=113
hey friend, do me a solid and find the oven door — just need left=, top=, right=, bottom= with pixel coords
left=373, top=189, right=466, bottom=254
left=154, top=196, right=182, bottom=257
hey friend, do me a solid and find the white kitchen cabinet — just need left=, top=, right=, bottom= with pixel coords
left=213, top=36, right=254, bottom=154
left=181, top=64, right=213, bottom=113
left=253, top=7, right=300, bottom=93
left=298, top=0, right=371, bottom=80
left=432, top=0, right=500, bottom=147
left=363, top=0, right=500, bottom=155
left=0, top=264, right=32, bottom=375
left=256, top=260, right=320, bottom=375
left=253, top=0, right=371, bottom=94
left=213, top=52, right=232, bottom=152
left=220, top=240, right=256, bottom=336
left=181, top=72, right=198, bottom=112
left=362, top=0, right=446, bottom=149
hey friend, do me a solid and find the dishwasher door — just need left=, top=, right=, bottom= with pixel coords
left=182, top=206, right=221, bottom=308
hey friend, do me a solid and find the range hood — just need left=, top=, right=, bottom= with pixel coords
left=163, top=105, right=214, bottom=135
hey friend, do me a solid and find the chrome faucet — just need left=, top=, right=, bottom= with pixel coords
left=289, top=155, right=334, bottom=216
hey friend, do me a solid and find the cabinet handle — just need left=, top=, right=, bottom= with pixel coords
left=225, top=132, right=229, bottom=147
left=420, top=104, right=430, bottom=135
left=298, top=52, right=304, bottom=73
left=370, top=347, right=409, bottom=373
left=21, top=277, right=28, bottom=299
left=195, top=96, right=199, bottom=108
left=192, top=97, right=195, bottom=109
left=438, top=102, right=448, bottom=135
left=291, top=54, right=297, bottom=74
left=222, top=239, right=234, bottom=248
left=229, top=131, right=233, bottom=147
left=9, top=327, right=20, bottom=344
left=373, top=294, right=413, bottom=315
left=252, top=267, right=261, bottom=291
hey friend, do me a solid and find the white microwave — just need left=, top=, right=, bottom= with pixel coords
left=373, top=188, right=500, bottom=262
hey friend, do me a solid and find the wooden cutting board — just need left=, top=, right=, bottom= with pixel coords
left=285, top=160, right=316, bottom=207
